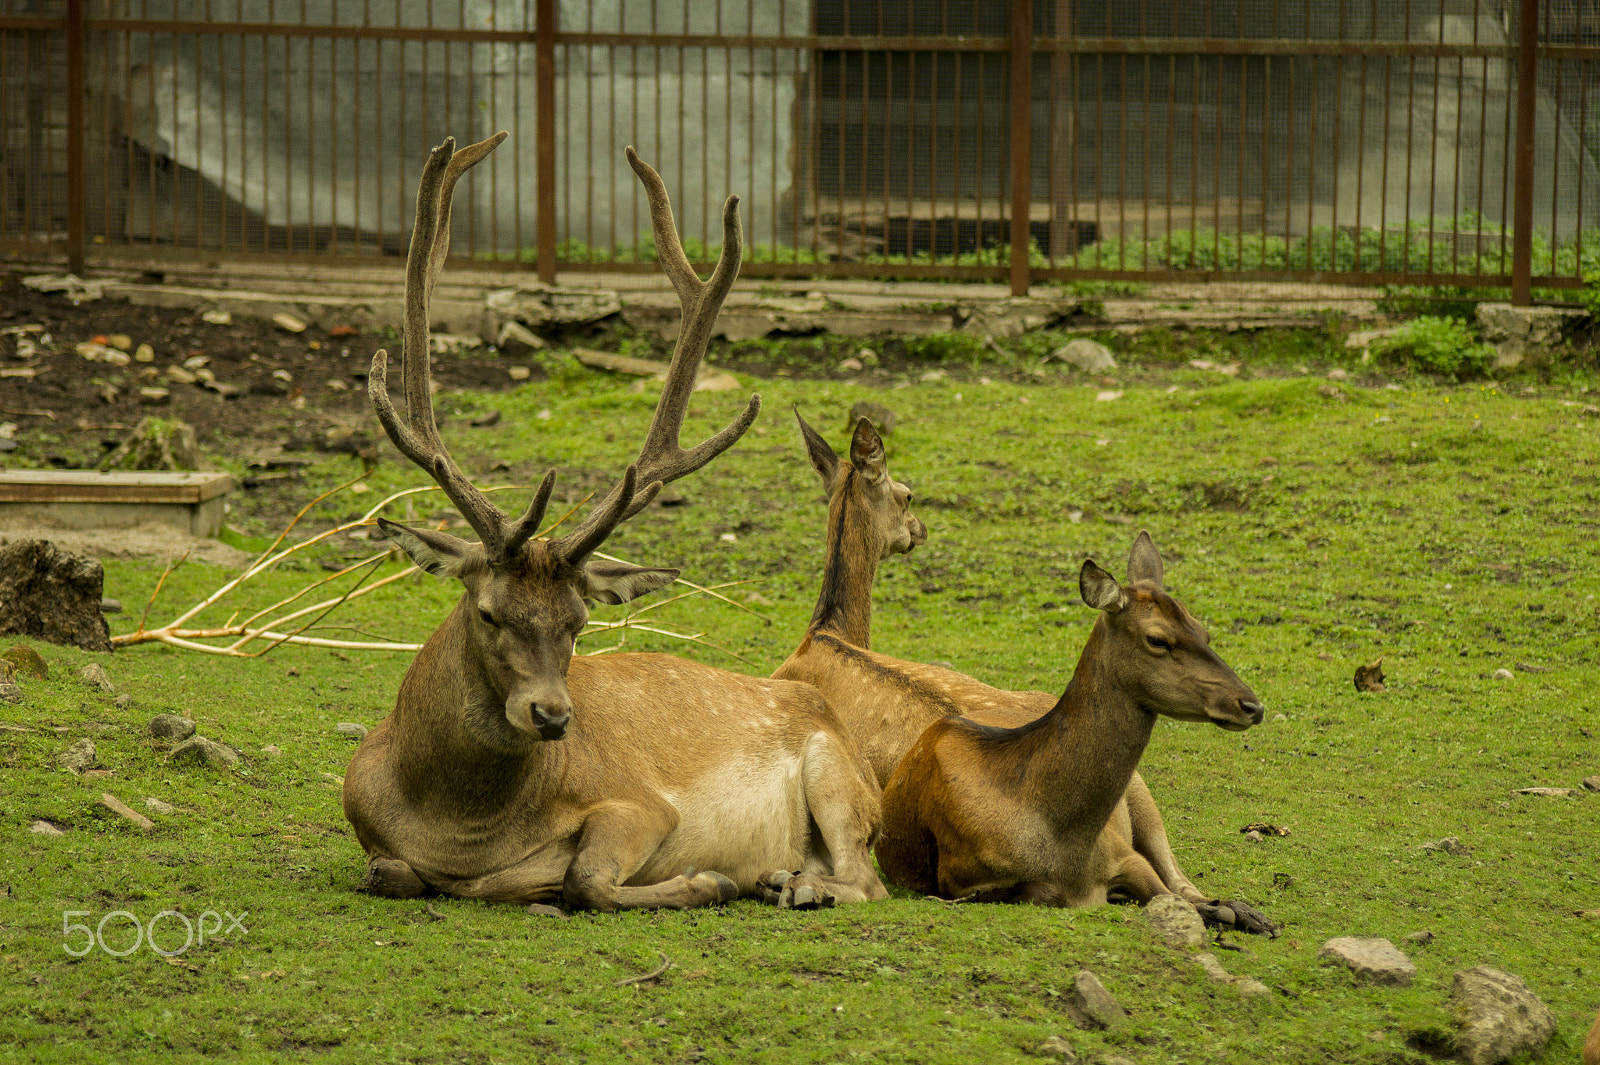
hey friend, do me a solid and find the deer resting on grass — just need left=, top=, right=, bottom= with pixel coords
left=342, top=134, right=886, bottom=912
left=875, top=533, right=1264, bottom=907
left=772, top=415, right=1229, bottom=914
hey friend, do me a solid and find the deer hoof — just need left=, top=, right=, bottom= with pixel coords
left=706, top=871, right=740, bottom=904
left=757, top=869, right=795, bottom=903
left=359, top=857, right=429, bottom=899
left=775, top=874, right=837, bottom=911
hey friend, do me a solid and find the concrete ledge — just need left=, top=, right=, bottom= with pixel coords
left=0, top=471, right=234, bottom=538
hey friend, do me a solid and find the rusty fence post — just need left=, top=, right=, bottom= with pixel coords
left=1511, top=0, right=1539, bottom=306
left=1009, top=0, right=1034, bottom=297
left=66, top=0, right=85, bottom=276
left=535, top=0, right=557, bottom=284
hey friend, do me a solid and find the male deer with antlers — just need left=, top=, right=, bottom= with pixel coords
left=342, top=133, right=886, bottom=912
left=772, top=415, right=1217, bottom=910
left=875, top=533, right=1264, bottom=907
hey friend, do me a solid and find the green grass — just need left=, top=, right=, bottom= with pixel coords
left=3, top=352, right=1600, bottom=1063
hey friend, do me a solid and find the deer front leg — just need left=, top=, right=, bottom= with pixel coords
left=358, top=857, right=432, bottom=899
left=563, top=804, right=739, bottom=913
left=759, top=730, right=889, bottom=909
left=1122, top=771, right=1207, bottom=904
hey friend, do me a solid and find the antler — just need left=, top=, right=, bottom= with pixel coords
left=369, top=132, right=554, bottom=562
left=548, top=146, right=761, bottom=563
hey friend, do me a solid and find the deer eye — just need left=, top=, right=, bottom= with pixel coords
left=1145, top=634, right=1172, bottom=652
left=479, top=608, right=497, bottom=627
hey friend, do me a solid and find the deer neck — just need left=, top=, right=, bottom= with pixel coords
left=807, top=467, right=878, bottom=649
left=1018, top=619, right=1158, bottom=847
left=387, top=599, right=551, bottom=817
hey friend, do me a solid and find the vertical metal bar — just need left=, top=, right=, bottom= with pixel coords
left=535, top=0, right=556, bottom=282
left=1008, top=0, right=1031, bottom=294
left=66, top=0, right=85, bottom=273
left=1511, top=0, right=1537, bottom=304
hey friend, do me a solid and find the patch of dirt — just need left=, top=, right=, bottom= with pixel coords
left=0, top=518, right=255, bottom=568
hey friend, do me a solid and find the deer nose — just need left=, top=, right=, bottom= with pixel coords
left=532, top=704, right=570, bottom=741
left=1239, top=698, right=1265, bottom=725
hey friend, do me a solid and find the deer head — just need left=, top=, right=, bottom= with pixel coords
left=1078, top=531, right=1264, bottom=732
left=796, top=411, right=926, bottom=560
left=370, top=134, right=759, bottom=748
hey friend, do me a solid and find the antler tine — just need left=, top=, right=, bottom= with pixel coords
left=552, top=151, right=760, bottom=560
left=370, top=132, right=513, bottom=555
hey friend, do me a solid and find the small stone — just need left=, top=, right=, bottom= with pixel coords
left=837, top=357, right=864, bottom=372
left=1051, top=338, right=1117, bottom=373
left=113, top=694, right=132, bottom=709
left=105, top=333, right=133, bottom=352
left=526, top=903, right=568, bottom=919
left=149, top=714, right=197, bottom=741
left=1451, top=966, right=1555, bottom=1065
left=59, top=738, right=97, bottom=773
left=1244, top=829, right=1265, bottom=842
left=0, top=678, right=21, bottom=704
left=1067, top=970, right=1127, bottom=1030
left=1515, top=786, right=1574, bottom=797
left=1493, top=668, right=1514, bottom=680
left=260, top=744, right=283, bottom=757
left=693, top=371, right=741, bottom=393
left=334, top=722, right=369, bottom=740
left=1036, top=1034, right=1077, bottom=1061
left=470, top=409, right=502, bottom=428
left=170, top=736, right=241, bottom=769
left=1272, top=713, right=1288, bottom=722
left=2, top=645, right=48, bottom=679
left=183, top=354, right=209, bottom=370
left=77, top=662, right=114, bottom=693
left=918, top=370, right=944, bottom=383
left=272, top=312, right=307, bottom=333
left=1235, top=978, right=1272, bottom=997
left=137, top=386, right=172, bottom=405
left=1420, top=837, right=1469, bottom=856
left=164, top=365, right=198, bottom=385
left=1405, top=930, right=1435, bottom=944
left=144, top=797, right=175, bottom=815
left=30, top=820, right=65, bottom=837
left=508, top=365, right=531, bottom=381
left=1582, top=775, right=1600, bottom=792
left=134, top=343, right=155, bottom=362
left=1326, top=368, right=1349, bottom=381
left=82, top=769, right=113, bottom=780
left=1317, top=937, right=1415, bottom=986
left=1145, top=893, right=1207, bottom=950
left=1095, top=390, right=1123, bottom=402
left=1195, top=952, right=1234, bottom=983
left=856, top=348, right=879, bottom=367
left=495, top=319, right=545, bottom=356
left=98, top=793, right=155, bottom=831
left=201, top=309, right=233, bottom=325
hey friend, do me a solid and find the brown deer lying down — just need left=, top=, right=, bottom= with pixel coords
left=1585, top=1008, right=1600, bottom=1065
left=342, top=134, right=886, bottom=912
left=875, top=533, right=1264, bottom=907
left=772, top=414, right=1211, bottom=908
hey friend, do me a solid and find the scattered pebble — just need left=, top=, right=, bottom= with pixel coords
left=1405, top=930, right=1435, bottom=944
left=260, top=744, right=283, bottom=757
left=144, top=797, right=175, bottom=815
left=918, top=370, right=944, bottom=383
left=1067, top=970, right=1127, bottom=1030
left=719, top=533, right=738, bottom=543
left=137, top=386, right=171, bottom=405
left=201, top=309, right=233, bottom=325
left=182, top=354, right=209, bottom=370
left=837, top=357, right=863, bottom=372
left=1145, top=893, right=1207, bottom=949
left=1052, top=338, right=1116, bottom=372
left=272, top=312, right=308, bottom=333
left=1095, top=390, right=1123, bottom=402
left=59, top=738, right=97, bottom=773
left=113, top=693, right=132, bottom=709
left=1493, top=668, right=1515, bottom=680
left=470, top=409, right=502, bottom=427
left=1420, top=837, right=1469, bottom=856
left=1583, top=776, right=1600, bottom=792
left=334, top=722, right=369, bottom=740
left=1036, top=1034, right=1077, bottom=1061
left=1515, top=786, right=1574, bottom=797
left=1327, top=368, right=1349, bottom=381
left=149, top=714, right=197, bottom=741
left=1272, top=713, right=1288, bottom=722
left=30, top=820, right=65, bottom=837
left=105, top=333, right=132, bottom=351
left=134, top=343, right=155, bottom=362
left=508, top=366, right=531, bottom=381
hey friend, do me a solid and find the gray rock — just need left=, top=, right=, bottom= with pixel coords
left=1420, top=837, right=1470, bottom=857
left=1476, top=303, right=1585, bottom=369
left=334, top=722, right=369, bottom=740
left=1582, top=775, right=1600, bottom=792
left=1067, top=970, right=1127, bottom=1030
left=1317, top=937, right=1416, bottom=986
left=1235, top=977, right=1272, bottom=997
left=78, top=662, right=114, bottom=693
left=169, top=736, right=241, bottom=769
left=1451, top=966, right=1555, bottom=1065
left=1036, top=1034, right=1077, bottom=1061
left=0, top=540, right=113, bottom=652
left=59, top=738, right=97, bottom=773
left=1405, top=930, right=1436, bottom=944
left=1145, top=892, right=1207, bottom=950
left=260, top=744, right=283, bottom=757
left=144, top=797, right=175, bottom=815
left=1052, top=338, right=1117, bottom=373
left=113, top=693, right=132, bottom=709
left=0, top=678, right=21, bottom=704
left=30, top=819, right=65, bottom=837
left=1195, top=952, right=1233, bottom=983
left=495, top=318, right=546, bottom=356
left=149, top=714, right=196, bottom=741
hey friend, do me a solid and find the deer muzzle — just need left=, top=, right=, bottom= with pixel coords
left=505, top=687, right=573, bottom=741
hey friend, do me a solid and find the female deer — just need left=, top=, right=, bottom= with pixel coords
left=875, top=533, right=1263, bottom=906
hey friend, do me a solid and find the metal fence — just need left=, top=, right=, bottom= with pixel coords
left=2, top=0, right=1596, bottom=301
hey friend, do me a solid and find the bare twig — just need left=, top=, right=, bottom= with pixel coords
left=425, top=901, right=447, bottom=921
left=613, top=951, right=672, bottom=987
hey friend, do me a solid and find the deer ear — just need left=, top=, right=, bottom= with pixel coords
left=1127, top=530, right=1164, bottom=588
left=375, top=518, right=475, bottom=579
left=1080, top=558, right=1128, bottom=613
left=849, top=417, right=888, bottom=484
left=579, top=559, right=678, bottom=606
left=794, top=407, right=840, bottom=493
